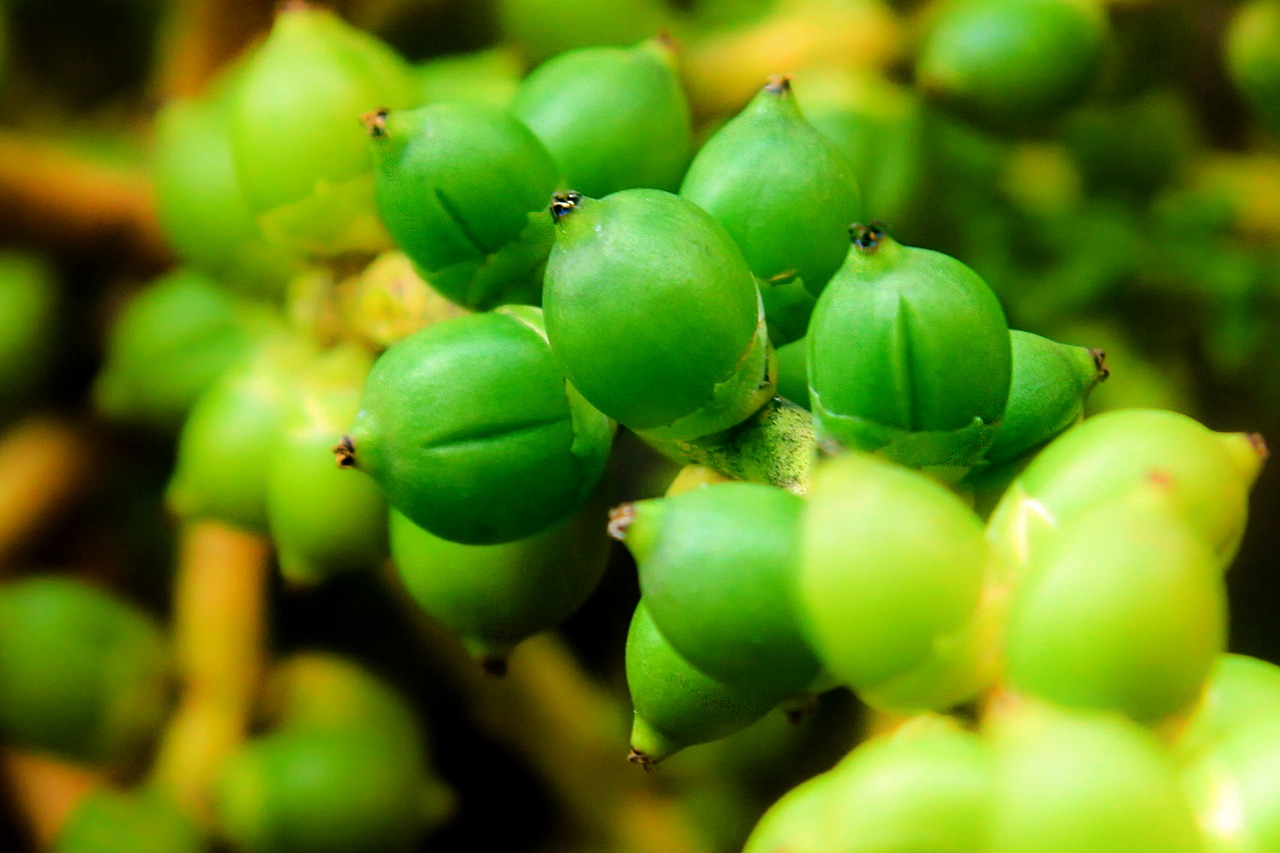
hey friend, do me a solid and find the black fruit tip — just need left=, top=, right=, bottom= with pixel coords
left=849, top=221, right=889, bottom=252
left=549, top=191, right=583, bottom=223
left=1089, top=348, right=1110, bottom=381
left=765, top=74, right=792, bottom=94
left=363, top=108, right=390, bottom=138
left=627, top=748, right=658, bottom=772
left=606, top=503, right=635, bottom=541
left=480, top=656, right=509, bottom=677
left=332, top=435, right=357, bottom=468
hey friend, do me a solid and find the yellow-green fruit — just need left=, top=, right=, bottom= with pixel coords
left=1175, top=654, right=1280, bottom=762
left=53, top=788, right=204, bottom=853
left=0, top=251, right=57, bottom=417
left=412, top=47, right=521, bottom=109
left=1227, top=0, right=1280, bottom=137
left=497, top=0, right=675, bottom=63
left=1183, top=715, right=1280, bottom=852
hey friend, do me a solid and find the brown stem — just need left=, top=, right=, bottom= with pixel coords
left=0, top=417, right=94, bottom=568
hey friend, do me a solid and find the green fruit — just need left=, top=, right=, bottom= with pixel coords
left=796, top=452, right=989, bottom=691
left=1183, top=716, right=1280, bottom=852
left=266, top=346, right=387, bottom=588
left=1227, top=0, right=1280, bottom=137
left=989, top=702, right=1204, bottom=853
left=0, top=251, right=57, bottom=417
left=343, top=307, right=613, bottom=545
left=741, top=765, right=834, bottom=853
left=982, top=330, right=1108, bottom=466
left=619, top=482, right=818, bottom=697
left=0, top=576, right=171, bottom=769
left=229, top=4, right=415, bottom=255
left=1004, top=493, right=1226, bottom=723
left=390, top=498, right=611, bottom=667
left=1176, top=654, right=1280, bottom=762
left=544, top=189, right=774, bottom=441
left=497, top=0, right=675, bottom=63
left=774, top=336, right=809, bottom=410
left=625, top=601, right=781, bottom=766
left=512, top=39, right=692, bottom=197
left=366, top=103, right=559, bottom=310
left=807, top=224, right=1011, bottom=479
left=412, top=47, right=522, bottom=109
left=986, top=409, right=1267, bottom=576
left=53, top=788, right=204, bottom=853
left=679, top=76, right=861, bottom=296
left=94, top=269, right=276, bottom=433
left=917, top=0, right=1109, bottom=128
left=167, top=334, right=315, bottom=533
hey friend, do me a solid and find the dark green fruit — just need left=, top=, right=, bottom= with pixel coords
left=0, top=252, right=57, bottom=417
left=917, top=0, right=1108, bottom=128
left=625, top=601, right=781, bottom=766
left=366, top=104, right=559, bottom=310
left=1227, top=0, right=1280, bottom=137
left=807, top=224, right=1011, bottom=479
left=390, top=497, right=611, bottom=667
left=0, top=576, right=171, bottom=769
left=53, top=788, right=204, bottom=853
left=229, top=4, right=415, bottom=255
left=774, top=336, right=809, bottom=410
left=512, top=39, right=692, bottom=197
left=497, top=0, right=674, bottom=63
left=618, top=482, right=818, bottom=697
left=544, top=189, right=774, bottom=441
left=679, top=76, right=861, bottom=297
left=342, top=307, right=613, bottom=545
left=266, top=346, right=387, bottom=587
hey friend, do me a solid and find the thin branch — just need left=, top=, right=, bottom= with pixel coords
left=0, top=417, right=95, bottom=567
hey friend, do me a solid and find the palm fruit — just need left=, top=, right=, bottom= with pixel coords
left=0, top=576, right=171, bottom=769
left=1227, top=0, right=1280, bottom=137
left=614, top=482, right=818, bottom=698
left=152, top=80, right=299, bottom=295
left=511, top=39, right=692, bottom=197
left=1176, top=655, right=1280, bottom=763
left=390, top=498, right=611, bottom=668
left=228, top=3, right=415, bottom=256
left=982, top=330, right=1108, bottom=466
left=1183, top=715, right=1280, bottom=852
left=796, top=452, right=989, bottom=693
left=340, top=307, right=613, bottom=545
left=774, top=336, right=809, bottom=410
left=94, top=270, right=277, bottom=433
left=215, top=726, right=446, bottom=853
left=167, top=334, right=315, bottom=533
left=266, top=346, right=387, bottom=587
left=986, top=408, right=1267, bottom=577
left=1003, top=491, right=1226, bottom=723
left=543, top=189, right=774, bottom=442
left=625, top=601, right=782, bottom=767
left=53, top=788, right=205, bottom=853
left=793, top=68, right=923, bottom=227
left=916, top=0, right=1109, bottom=129
left=365, top=104, right=559, bottom=310
left=807, top=223, right=1011, bottom=480
left=412, top=47, right=522, bottom=109
left=333, top=252, right=469, bottom=351
left=263, top=654, right=420, bottom=739
left=497, top=0, right=675, bottom=63
left=0, top=251, right=57, bottom=417
left=741, top=765, right=834, bottom=853
left=679, top=76, right=862, bottom=305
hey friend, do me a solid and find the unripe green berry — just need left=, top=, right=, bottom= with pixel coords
left=53, top=788, right=204, bottom=853
left=1183, top=715, right=1280, bottom=851
left=497, top=0, right=675, bottom=64
left=1175, top=654, right=1280, bottom=763
left=412, top=47, right=522, bottom=109
left=1227, top=0, right=1280, bottom=137
left=0, top=251, right=58, bottom=417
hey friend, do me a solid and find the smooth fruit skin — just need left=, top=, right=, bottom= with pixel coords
left=1176, top=654, right=1280, bottom=762
left=807, top=226, right=1011, bottom=478
left=390, top=498, right=611, bottom=665
left=1227, top=0, right=1280, bottom=137
left=1183, top=716, right=1280, bottom=852
left=367, top=104, right=559, bottom=310
left=917, top=0, right=1108, bottom=129
left=544, top=189, right=774, bottom=440
left=229, top=5, right=415, bottom=255
left=346, top=308, right=613, bottom=545
left=1004, top=496, right=1226, bottom=723
left=512, top=39, right=692, bottom=197
left=0, top=577, right=171, bottom=770
left=497, top=0, right=674, bottom=64
left=623, top=482, right=818, bottom=697
left=796, top=452, right=989, bottom=691
left=53, top=788, right=203, bottom=853
left=625, top=601, right=782, bottom=766
left=412, top=47, right=522, bottom=109
left=0, top=251, right=57, bottom=417
left=679, top=77, right=862, bottom=297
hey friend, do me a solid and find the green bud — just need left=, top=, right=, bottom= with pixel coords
left=266, top=346, right=387, bottom=587
left=617, top=482, right=819, bottom=697
left=512, top=39, right=692, bottom=197
left=544, top=189, right=775, bottom=441
left=342, top=308, right=613, bottom=545
left=625, top=601, right=781, bottom=767
left=229, top=4, right=415, bottom=256
left=0, top=577, right=171, bottom=769
left=0, top=251, right=57, bottom=417
left=53, top=788, right=204, bottom=853
left=917, top=0, right=1109, bottom=129
left=1004, top=493, right=1226, bottom=723
left=1175, top=654, right=1280, bottom=763
left=807, top=224, right=1011, bottom=480
left=983, top=330, right=1108, bottom=466
left=796, top=452, right=988, bottom=691
left=412, top=47, right=522, bottom=109
left=366, top=104, right=559, bottom=310
left=1227, top=0, right=1280, bottom=138
left=390, top=498, right=611, bottom=668
left=679, top=76, right=862, bottom=296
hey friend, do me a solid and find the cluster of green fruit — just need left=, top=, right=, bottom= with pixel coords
left=0, top=0, right=1279, bottom=850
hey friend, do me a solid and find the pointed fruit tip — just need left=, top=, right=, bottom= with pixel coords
left=849, top=221, right=889, bottom=252
left=549, top=191, right=583, bottom=223
left=332, top=435, right=357, bottom=468
left=765, top=74, right=793, bottom=94
left=1089, top=348, right=1110, bottom=381
left=362, top=108, right=390, bottom=138
left=607, top=503, right=636, bottom=541
left=627, top=747, right=659, bottom=771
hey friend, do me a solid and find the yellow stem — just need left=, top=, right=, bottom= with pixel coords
left=0, top=417, right=93, bottom=567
